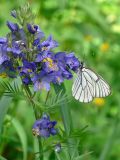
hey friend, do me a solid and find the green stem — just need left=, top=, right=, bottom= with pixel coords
left=54, top=84, right=72, bottom=135
left=54, top=84, right=76, bottom=159
left=45, top=91, right=50, bottom=105
left=23, top=84, right=43, bottom=160
left=23, top=85, right=39, bottom=118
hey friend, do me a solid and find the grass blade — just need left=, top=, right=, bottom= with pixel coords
left=0, top=97, right=11, bottom=135
left=8, top=116, right=28, bottom=160
left=54, top=84, right=79, bottom=158
left=99, top=117, right=119, bottom=160
left=0, top=155, right=7, bottom=160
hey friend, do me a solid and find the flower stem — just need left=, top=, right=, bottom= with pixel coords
left=54, top=84, right=74, bottom=158
left=45, top=91, right=50, bottom=105
left=23, top=84, right=43, bottom=160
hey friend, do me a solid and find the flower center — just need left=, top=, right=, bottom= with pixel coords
left=42, top=46, right=48, bottom=51
left=43, top=58, right=58, bottom=71
left=32, top=128, right=40, bottom=136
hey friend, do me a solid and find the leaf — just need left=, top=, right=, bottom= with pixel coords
left=0, top=155, right=7, bottom=160
left=0, top=96, right=12, bottom=135
left=8, top=115, right=28, bottom=160
left=45, top=90, right=72, bottom=112
left=55, top=152, right=62, bottom=160
left=54, top=84, right=72, bottom=135
left=54, top=84, right=79, bottom=158
left=78, top=0, right=109, bottom=32
left=0, top=80, right=22, bottom=98
left=99, top=117, right=119, bottom=160
left=71, top=140, right=80, bottom=160
left=74, top=151, right=93, bottom=160
left=33, top=137, right=39, bottom=160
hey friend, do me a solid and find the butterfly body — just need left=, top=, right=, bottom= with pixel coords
left=72, top=65, right=111, bottom=103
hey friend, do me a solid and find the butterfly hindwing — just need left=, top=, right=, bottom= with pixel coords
left=72, top=67, right=111, bottom=103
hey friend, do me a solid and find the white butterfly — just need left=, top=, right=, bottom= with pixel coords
left=72, top=63, right=111, bottom=103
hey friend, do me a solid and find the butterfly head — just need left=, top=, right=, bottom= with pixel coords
left=79, top=61, right=84, bottom=69
left=76, top=61, right=84, bottom=73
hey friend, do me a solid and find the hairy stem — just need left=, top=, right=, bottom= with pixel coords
left=23, top=84, right=43, bottom=160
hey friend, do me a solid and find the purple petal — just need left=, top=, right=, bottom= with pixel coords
left=7, top=21, right=19, bottom=32
left=0, top=38, right=7, bottom=44
left=40, top=129, right=50, bottom=137
left=50, top=128, right=57, bottom=135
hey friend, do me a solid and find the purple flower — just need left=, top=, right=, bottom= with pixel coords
left=38, top=35, right=58, bottom=52
left=34, top=80, right=50, bottom=91
left=7, top=40, right=26, bottom=56
left=42, top=57, right=58, bottom=73
left=0, top=9, right=81, bottom=90
left=0, top=42, right=9, bottom=65
left=55, top=52, right=80, bottom=71
left=18, top=29, right=27, bottom=43
left=18, top=60, right=36, bottom=85
left=19, top=71, right=32, bottom=85
left=0, top=38, right=7, bottom=44
left=49, top=71, right=64, bottom=84
left=27, top=24, right=44, bottom=38
left=55, top=52, right=73, bottom=79
left=22, top=77, right=31, bottom=85
left=35, top=28, right=44, bottom=41
left=32, top=114, right=57, bottom=138
left=61, top=66, right=73, bottom=79
left=27, top=24, right=38, bottom=34
left=35, top=51, right=54, bottom=63
left=7, top=21, right=19, bottom=32
left=0, top=60, right=16, bottom=78
left=65, top=53, right=80, bottom=71
left=32, top=71, right=52, bottom=91
left=55, top=52, right=80, bottom=78
left=22, top=60, right=36, bottom=73
left=33, top=38, right=40, bottom=46
left=32, top=68, right=64, bottom=91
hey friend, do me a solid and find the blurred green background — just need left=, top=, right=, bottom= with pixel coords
left=0, top=0, right=120, bottom=160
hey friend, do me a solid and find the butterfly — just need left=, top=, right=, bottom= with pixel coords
left=72, top=62, right=111, bottom=103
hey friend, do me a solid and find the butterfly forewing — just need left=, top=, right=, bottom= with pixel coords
left=72, top=67, right=111, bottom=103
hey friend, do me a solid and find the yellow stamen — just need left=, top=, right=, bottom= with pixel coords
left=43, top=58, right=58, bottom=71
left=0, top=73, right=7, bottom=78
left=57, top=77, right=61, bottom=84
left=27, top=69, right=32, bottom=73
left=32, top=128, right=40, bottom=136
left=42, top=46, right=48, bottom=51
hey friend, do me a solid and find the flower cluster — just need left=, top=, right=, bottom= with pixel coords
left=32, top=114, right=57, bottom=138
left=0, top=11, right=80, bottom=91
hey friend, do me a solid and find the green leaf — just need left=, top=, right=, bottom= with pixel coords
left=0, top=96, right=12, bottom=135
left=0, top=155, right=7, bottom=160
left=8, top=115, right=28, bottom=160
left=33, top=137, right=42, bottom=160
left=78, top=0, right=109, bottom=32
left=54, top=84, right=79, bottom=158
left=99, top=117, right=119, bottom=160
left=54, top=84, right=72, bottom=135
left=74, top=151, right=93, bottom=160
left=55, top=152, right=62, bottom=160
left=45, top=90, right=71, bottom=112
left=0, top=80, right=22, bottom=98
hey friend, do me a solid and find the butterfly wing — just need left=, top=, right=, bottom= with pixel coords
left=72, top=68, right=111, bottom=103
